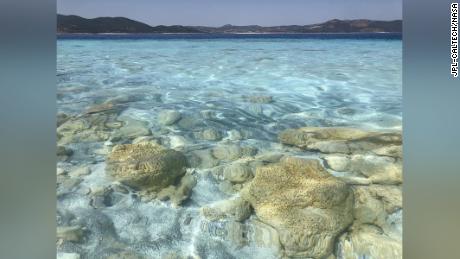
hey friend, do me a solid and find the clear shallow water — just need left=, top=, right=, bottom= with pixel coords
left=57, top=34, right=402, bottom=258
left=58, top=35, right=401, bottom=133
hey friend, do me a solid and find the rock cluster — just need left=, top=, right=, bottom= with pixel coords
left=241, top=157, right=353, bottom=258
left=57, top=110, right=119, bottom=145
left=279, top=127, right=402, bottom=157
left=278, top=127, right=403, bottom=258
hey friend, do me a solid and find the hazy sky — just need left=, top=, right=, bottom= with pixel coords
left=57, top=0, right=402, bottom=27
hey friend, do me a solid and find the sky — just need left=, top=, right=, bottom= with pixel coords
left=57, top=0, right=402, bottom=27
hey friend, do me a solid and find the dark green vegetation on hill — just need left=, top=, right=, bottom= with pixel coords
left=57, top=15, right=202, bottom=33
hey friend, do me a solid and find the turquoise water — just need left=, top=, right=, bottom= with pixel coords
left=57, top=36, right=402, bottom=258
left=58, top=37, right=401, bottom=133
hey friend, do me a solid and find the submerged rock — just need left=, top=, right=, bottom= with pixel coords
left=212, top=143, right=257, bottom=161
left=279, top=127, right=402, bottom=156
left=243, top=95, right=274, bottom=104
left=132, top=136, right=158, bottom=145
left=200, top=110, right=216, bottom=119
left=57, top=225, right=85, bottom=242
left=248, top=219, right=282, bottom=254
left=105, top=95, right=145, bottom=106
left=200, top=220, right=248, bottom=248
left=187, top=148, right=219, bottom=169
left=57, top=113, right=70, bottom=127
left=167, top=135, right=189, bottom=149
left=57, top=113, right=119, bottom=145
left=255, top=152, right=284, bottom=164
left=195, top=128, right=222, bottom=141
left=241, top=157, right=353, bottom=258
left=201, top=197, right=252, bottom=222
left=84, top=103, right=120, bottom=115
left=57, top=145, right=73, bottom=161
left=323, top=154, right=402, bottom=184
left=89, top=186, right=125, bottom=209
left=111, top=116, right=151, bottom=140
left=228, top=129, right=243, bottom=141
left=68, top=165, right=91, bottom=178
left=223, top=163, right=253, bottom=183
left=352, top=185, right=402, bottom=231
left=336, top=224, right=402, bottom=259
left=157, top=173, right=197, bottom=206
left=57, top=168, right=67, bottom=176
left=158, top=110, right=181, bottom=125
left=177, top=115, right=204, bottom=130
left=106, top=142, right=187, bottom=191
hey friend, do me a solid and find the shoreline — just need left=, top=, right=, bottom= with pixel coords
left=57, top=31, right=401, bottom=35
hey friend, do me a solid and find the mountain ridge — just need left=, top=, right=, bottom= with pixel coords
left=57, top=14, right=402, bottom=34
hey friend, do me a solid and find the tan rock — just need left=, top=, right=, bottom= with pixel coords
left=323, top=154, right=402, bottom=184
left=201, top=197, right=252, bottom=222
left=195, top=128, right=222, bottom=141
left=156, top=173, right=197, bottom=206
left=84, top=102, right=119, bottom=115
left=132, top=136, right=158, bottom=144
left=57, top=226, right=84, bottom=242
left=352, top=185, right=402, bottom=234
left=337, top=224, right=402, bottom=259
left=223, top=163, right=253, bottom=183
left=279, top=127, right=402, bottom=156
left=212, top=143, right=257, bottom=161
left=241, top=157, right=353, bottom=258
left=106, top=142, right=187, bottom=191
left=111, top=116, right=151, bottom=140
left=353, top=187, right=387, bottom=228
left=57, top=114, right=114, bottom=144
left=248, top=219, right=281, bottom=253
left=68, top=165, right=91, bottom=178
left=323, top=154, right=350, bottom=171
left=349, top=155, right=402, bottom=184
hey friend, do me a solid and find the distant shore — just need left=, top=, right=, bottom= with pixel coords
left=56, top=32, right=402, bottom=41
left=57, top=31, right=401, bottom=35
left=57, top=14, right=402, bottom=34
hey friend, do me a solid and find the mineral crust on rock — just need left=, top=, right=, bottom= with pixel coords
left=279, top=127, right=402, bottom=157
left=106, top=142, right=187, bottom=191
left=241, top=156, right=354, bottom=258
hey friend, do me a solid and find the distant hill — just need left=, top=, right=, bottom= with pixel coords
left=57, top=14, right=402, bottom=34
left=57, top=14, right=202, bottom=33
left=193, top=20, right=402, bottom=33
